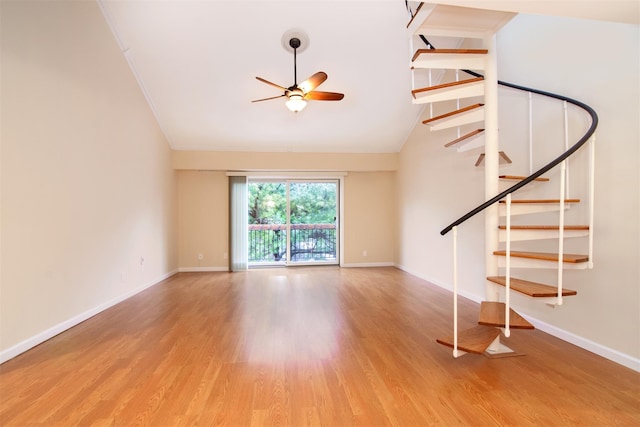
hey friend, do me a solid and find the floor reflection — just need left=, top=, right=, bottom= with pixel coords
left=240, top=268, right=342, bottom=365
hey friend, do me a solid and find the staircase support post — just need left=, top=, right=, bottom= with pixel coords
left=484, top=33, right=500, bottom=304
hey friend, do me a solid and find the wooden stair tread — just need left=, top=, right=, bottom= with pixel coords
left=493, top=250, right=589, bottom=263
left=487, top=276, right=577, bottom=297
left=479, top=302, right=534, bottom=329
left=422, top=103, right=484, bottom=125
left=499, top=199, right=580, bottom=204
left=412, top=77, right=484, bottom=97
left=499, top=175, right=550, bottom=182
left=498, top=225, right=589, bottom=230
left=436, top=325, right=500, bottom=355
left=445, top=129, right=484, bottom=148
left=412, top=49, right=489, bottom=62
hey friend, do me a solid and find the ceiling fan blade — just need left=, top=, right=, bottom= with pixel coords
left=252, top=94, right=286, bottom=103
left=255, top=76, right=287, bottom=91
left=299, top=72, right=328, bottom=93
left=304, top=91, right=344, bottom=101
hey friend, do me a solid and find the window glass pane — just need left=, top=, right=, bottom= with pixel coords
left=289, top=182, right=337, bottom=264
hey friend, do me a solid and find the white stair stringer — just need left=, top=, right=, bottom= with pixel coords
left=497, top=256, right=589, bottom=270
left=412, top=50, right=486, bottom=71
left=499, top=228, right=589, bottom=242
left=425, top=105, right=485, bottom=131
left=456, top=133, right=485, bottom=152
left=407, top=3, right=516, bottom=40
left=499, top=203, right=574, bottom=216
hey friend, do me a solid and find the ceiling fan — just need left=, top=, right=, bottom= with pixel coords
left=252, top=37, right=344, bottom=112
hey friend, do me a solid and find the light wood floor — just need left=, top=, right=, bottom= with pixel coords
left=1, top=267, right=638, bottom=426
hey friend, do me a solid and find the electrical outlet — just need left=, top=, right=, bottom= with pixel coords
left=362, top=250, right=367, bottom=257
left=198, top=253, right=203, bottom=260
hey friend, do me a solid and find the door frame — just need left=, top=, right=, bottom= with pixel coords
left=233, top=171, right=346, bottom=267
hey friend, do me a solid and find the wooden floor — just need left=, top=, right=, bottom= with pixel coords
left=1, top=267, right=638, bottom=426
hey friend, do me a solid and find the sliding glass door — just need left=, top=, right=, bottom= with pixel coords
left=288, top=182, right=337, bottom=264
left=248, top=180, right=338, bottom=266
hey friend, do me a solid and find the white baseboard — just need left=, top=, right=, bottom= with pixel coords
left=178, top=266, right=229, bottom=272
left=523, top=316, right=640, bottom=372
left=0, top=269, right=178, bottom=364
left=341, top=262, right=395, bottom=268
left=394, top=264, right=640, bottom=372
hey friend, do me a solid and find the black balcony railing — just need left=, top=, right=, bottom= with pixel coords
left=248, top=223, right=337, bottom=263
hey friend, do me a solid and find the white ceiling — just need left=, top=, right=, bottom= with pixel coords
left=98, top=1, right=639, bottom=154
left=99, top=0, right=423, bottom=153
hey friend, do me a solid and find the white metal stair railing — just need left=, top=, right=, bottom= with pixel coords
left=450, top=135, right=591, bottom=353
left=455, top=69, right=461, bottom=141
left=588, top=135, right=596, bottom=269
left=555, top=100, right=573, bottom=305
left=504, top=194, right=511, bottom=337
left=557, top=160, right=566, bottom=306
left=499, top=100, right=591, bottom=307
left=452, top=226, right=462, bottom=357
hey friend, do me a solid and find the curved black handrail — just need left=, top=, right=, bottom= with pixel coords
left=412, top=34, right=600, bottom=235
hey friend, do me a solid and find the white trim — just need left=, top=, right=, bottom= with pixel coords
left=96, top=0, right=127, bottom=52
left=226, top=171, right=348, bottom=178
left=97, top=0, right=172, bottom=146
left=178, top=267, right=229, bottom=272
left=341, top=262, right=395, bottom=268
left=523, top=315, right=640, bottom=372
left=394, top=264, right=640, bottom=372
left=0, top=269, right=178, bottom=364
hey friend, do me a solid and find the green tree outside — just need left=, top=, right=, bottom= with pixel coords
left=248, top=182, right=286, bottom=224
left=248, top=182, right=336, bottom=224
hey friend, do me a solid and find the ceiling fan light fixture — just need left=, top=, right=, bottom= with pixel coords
left=253, top=30, right=343, bottom=112
left=286, top=94, right=307, bottom=112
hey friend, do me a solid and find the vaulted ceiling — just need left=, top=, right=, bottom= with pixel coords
left=98, top=1, right=639, bottom=154
left=99, top=1, right=423, bottom=153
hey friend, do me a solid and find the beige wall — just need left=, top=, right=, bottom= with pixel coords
left=344, top=172, right=396, bottom=265
left=175, top=169, right=397, bottom=269
left=174, top=151, right=398, bottom=269
left=397, top=14, right=639, bottom=364
left=1, top=1, right=177, bottom=359
left=396, top=97, right=486, bottom=289
left=178, top=171, right=229, bottom=269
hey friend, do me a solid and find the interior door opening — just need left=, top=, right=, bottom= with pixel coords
left=248, top=179, right=339, bottom=267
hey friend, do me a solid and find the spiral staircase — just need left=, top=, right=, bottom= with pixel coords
left=406, top=3, right=597, bottom=357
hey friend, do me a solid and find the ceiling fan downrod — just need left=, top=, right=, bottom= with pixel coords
left=289, top=37, right=301, bottom=86
left=252, top=33, right=344, bottom=112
